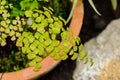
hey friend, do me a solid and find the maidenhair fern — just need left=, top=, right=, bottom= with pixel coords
left=0, top=0, right=93, bottom=72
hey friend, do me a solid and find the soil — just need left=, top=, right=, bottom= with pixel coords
left=38, top=0, right=120, bottom=80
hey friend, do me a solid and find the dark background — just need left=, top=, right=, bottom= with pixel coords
left=38, top=0, right=120, bottom=80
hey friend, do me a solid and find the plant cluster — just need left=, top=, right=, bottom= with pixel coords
left=0, top=0, right=93, bottom=72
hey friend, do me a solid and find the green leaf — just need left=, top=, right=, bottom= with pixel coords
left=53, top=16, right=59, bottom=21
left=47, top=18, right=54, bottom=23
left=0, top=39, right=6, bottom=46
left=61, top=31, right=67, bottom=40
left=13, top=66, right=19, bottom=71
left=75, top=37, right=81, bottom=45
left=63, top=40, right=70, bottom=47
left=11, top=7, right=24, bottom=17
left=1, top=33, right=7, bottom=38
left=84, top=57, right=88, bottom=64
left=53, top=54, right=60, bottom=60
left=16, top=32, right=21, bottom=37
left=80, top=51, right=88, bottom=60
left=66, top=0, right=77, bottom=24
left=51, top=34, right=56, bottom=40
left=44, top=39, right=52, bottom=46
left=43, top=7, right=53, bottom=14
left=111, top=0, right=117, bottom=10
left=30, top=43, right=36, bottom=51
left=31, top=23, right=38, bottom=30
left=38, top=35, right=44, bottom=43
left=49, top=23, right=54, bottom=28
left=32, top=13, right=39, bottom=18
left=88, top=0, right=101, bottom=16
left=90, top=58, right=94, bottom=66
left=34, top=9, right=43, bottom=14
left=71, top=53, right=78, bottom=60
left=23, top=38, right=29, bottom=44
left=30, top=0, right=39, bottom=10
left=33, top=40, right=40, bottom=47
left=61, top=54, right=68, bottom=60
left=27, top=52, right=36, bottom=60
left=39, top=14, right=45, bottom=20
left=34, top=32, right=40, bottom=39
left=1, top=0, right=6, bottom=5
left=34, top=56, right=42, bottom=62
left=38, top=45, right=44, bottom=55
left=41, top=19, right=48, bottom=27
left=50, top=46, right=61, bottom=57
left=25, top=10, right=33, bottom=17
left=53, top=22, right=61, bottom=28
left=73, top=45, right=77, bottom=51
left=72, top=39, right=76, bottom=46
left=79, top=44, right=83, bottom=52
left=46, top=45, right=54, bottom=53
left=69, top=49, right=74, bottom=55
left=59, top=16, right=66, bottom=24
left=43, top=32, right=50, bottom=39
left=16, top=40, right=23, bottom=47
left=51, top=40, right=60, bottom=47
left=20, top=0, right=30, bottom=10
left=50, top=51, right=56, bottom=57
left=28, top=60, right=36, bottom=66
left=37, top=25, right=45, bottom=33
left=22, top=47, right=27, bottom=53
left=52, top=28, right=60, bottom=34
left=63, top=46, right=70, bottom=53
left=35, top=17, right=42, bottom=23
left=34, top=64, right=41, bottom=72
left=20, top=0, right=38, bottom=10
left=59, top=52, right=66, bottom=56
left=34, top=48, right=40, bottom=54
left=28, top=35, right=35, bottom=43
left=44, top=11, right=51, bottom=18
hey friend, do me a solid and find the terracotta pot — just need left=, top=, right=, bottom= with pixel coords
left=0, top=0, right=84, bottom=80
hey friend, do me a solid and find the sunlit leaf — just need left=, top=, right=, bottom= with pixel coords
left=30, top=0, right=39, bottom=10
left=79, top=44, right=83, bottom=52
left=35, top=17, right=42, bottom=23
left=63, top=40, right=70, bottom=47
left=80, top=51, right=88, bottom=60
left=32, top=13, right=39, bottom=18
left=27, top=52, right=36, bottom=60
left=44, top=11, right=51, bottom=18
left=34, top=64, right=41, bottom=72
left=47, top=18, right=54, bottom=23
left=34, top=56, right=42, bottom=62
left=44, top=39, right=52, bottom=46
left=53, top=54, right=60, bottom=60
left=28, top=60, right=36, bottom=66
left=71, top=53, right=78, bottom=60
left=46, top=45, right=54, bottom=53
left=69, top=49, right=74, bottom=55
left=34, top=32, right=40, bottom=39
left=61, top=54, right=68, bottom=60
left=25, top=10, right=33, bottom=17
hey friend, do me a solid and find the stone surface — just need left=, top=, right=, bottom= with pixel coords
left=73, top=19, right=120, bottom=80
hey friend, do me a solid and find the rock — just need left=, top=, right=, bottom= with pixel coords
left=73, top=19, right=120, bottom=80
